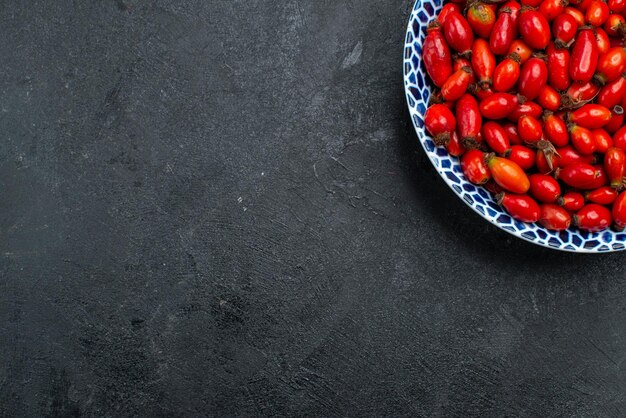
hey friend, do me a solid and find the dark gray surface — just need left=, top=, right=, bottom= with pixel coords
left=1, top=1, right=626, bottom=416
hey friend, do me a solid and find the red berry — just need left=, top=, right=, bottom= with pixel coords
left=574, top=204, right=612, bottom=231
left=497, top=193, right=541, bottom=222
left=540, top=204, right=572, bottom=230
left=461, top=150, right=491, bottom=184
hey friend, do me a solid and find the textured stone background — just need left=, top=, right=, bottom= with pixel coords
left=2, top=1, right=626, bottom=416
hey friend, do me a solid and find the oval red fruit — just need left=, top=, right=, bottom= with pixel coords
left=441, top=66, right=473, bottom=101
left=569, top=104, right=612, bottom=129
left=570, top=28, right=599, bottom=82
left=586, top=0, right=610, bottom=26
left=493, top=53, right=521, bottom=92
left=543, top=112, right=569, bottom=147
left=467, top=2, right=497, bottom=39
left=552, top=13, right=579, bottom=47
left=482, top=121, right=511, bottom=154
left=497, top=193, right=541, bottom=222
left=490, top=7, right=517, bottom=55
left=506, top=145, right=536, bottom=169
left=486, top=154, right=530, bottom=193
left=529, top=174, right=562, bottom=202
left=471, top=39, right=496, bottom=88
left=537, top=85, right=561, bottom=111
left=557, top=162, right=601, bottom=189
left=519, top=9, right=551, bottom=50
left=574, top=204, right=612, bottom=231
left=540, top=204, right=572, bottom=230
left=479, top=93, right=519, bottom=119
left=546, top=43, right=571, bottom=91
left=518, top=115, right=543, bottom=144
left=456, top=94, right=483, bottom=148
left=518, top=57, right=548, bottom=101
left=423, top=22, right=454, bottom=88
left=585, top=186, right=618, bottom=204
left=559, top=192, right=585, bottom=211
left=570, top=125, right=597, bottom=155
left=425, top=104, right=457, bottom=146
left=612, top=191, right=626, bottom=228
left=461, top=150, right=491, bottom=184
left=592, top=129, right=614, bottom=153
left=604, top=147, right=626, bottom=187
left=443, top=12, right=474, bottom=55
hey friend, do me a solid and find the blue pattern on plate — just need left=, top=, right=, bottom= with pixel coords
left=403, top=0, right=625, bottom=252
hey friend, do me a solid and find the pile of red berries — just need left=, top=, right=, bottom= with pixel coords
left=423, top=0, right=626, bottom=232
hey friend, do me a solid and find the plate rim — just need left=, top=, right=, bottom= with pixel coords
left=402, top=0, right=625, bottom=253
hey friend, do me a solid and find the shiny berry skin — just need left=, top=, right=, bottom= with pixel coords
left=592, top=129, right=614, bottom=153
left=570, top=28, right=599, bottom=83
left=552, top=13, right=578, bottom=47
left=503, top=122, right=522, bottom=145
left=456, top=94, right=483, bottom=149
left=563, top=82, right=600, bottom=108
left=529, top=174, right=562, bottom=203
left=461, top=150, right=491, bottom=184
left=437, top=3, right=462, bottom=25
left=585, top=0, right=610, bottom=26
left=467, top=2, right=497, bottom=39
left=612, top=191, right=626, bottom=228
left=569, top=104, right=612, bottom=129
left=479, top=93, right=518, bottom=119
left=471, top=39, right=496, bottom=88
left=486, top=154, right=530, bottom=193
left=574, top=204, right=612, bottom=231
left=507, top=101, right=543, bottom=122
left=539, top=0, right=568, bottom=21
left=423, top=22, right=454, bottom=88
left=596, top=28, right=611, bottom=54
left=518, top=57, right=548, bottom=101
left=604, top=106, right=625, bottom=134
left=539, top=204, right=572, bottom=230
left=506, top=145, right=536, bottom=169
left=537, top=85, right=561, bottom=111
left=556, top=146, right=597, bottom=167
left=443, top=12, right=474, bottom=55
left=598, top=77, right=626, bottom=108
left=570, top=125, right=597, bottom=155
left=518, top=9, right=551, bottom=50
left=613, top=125, right=626, bottom=150
left=490, top=6, right=517, bottom=55
left=424, top=104, right=456, bottom=146
left=546, top=43, right=571, bottom=91
left=594, top=47, right=626, bottom=85
left=441, top=67, right=473, bottom=101
left=518, top=115, right=543, bottom=145
left=609, top=0, right=626, bottom=11
left=557, top=162, right=601, bottom=189
left=559, top=192, right=586, bottom=211
left=493, top=53, right=521, bottom=92
left=446, top=131, right=466, bottom=157
left=536, top=148, right=559, bottom=173
left=603, top=13, right=625, bottom=37
left=604, top=147, right=626, bottom=188
left=543, top=112, right=569, bottom=147
left=585, top=186, right=618, bottom=204
left=564, top=6, right=586, bottom=26
left=497, top=193, right=541, bottom=222
left=508, top=40, right=533, bottom=63
left=482, top=121, right=511, bottom=154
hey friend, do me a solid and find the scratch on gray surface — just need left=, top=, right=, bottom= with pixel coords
left=313, top=164, right=335, bottom=194
left=342, top=41, right=363, bottom=69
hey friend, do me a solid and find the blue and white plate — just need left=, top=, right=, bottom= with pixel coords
left=403, top=0, right=626, bottom=252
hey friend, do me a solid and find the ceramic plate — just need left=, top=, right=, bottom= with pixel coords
left=403, top=0, right=626, bottom=252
